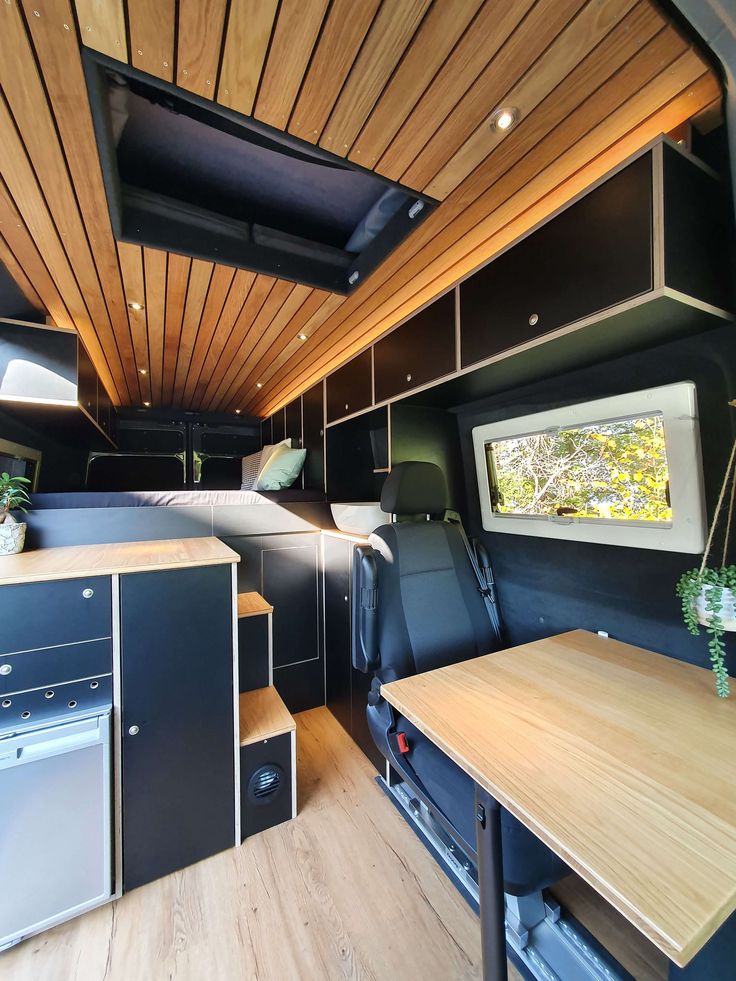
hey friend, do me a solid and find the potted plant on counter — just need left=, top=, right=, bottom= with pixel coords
left=677, top=434, right=736, bottom=698
left=0, top=473, right=31, bottom=555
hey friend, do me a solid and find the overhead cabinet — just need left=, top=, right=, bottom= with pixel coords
left=302, top=381, right=325, bottom=491
left=459, top=141, right=733, bottom=372
left=373, top=290, right=456, bottom=402
left=326, top=348, right=373, bottom=423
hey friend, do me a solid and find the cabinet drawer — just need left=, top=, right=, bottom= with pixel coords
left=374, top=291, right=456, bottom=402
left=0, top=576, right=112, bottom=655
left=326, top=349, right=372, bottom=423
left=0, top=639, right=112, bottom=696
left=460, top=154, right=652, bottom=367
left=0, top=674, right=112, bottom=729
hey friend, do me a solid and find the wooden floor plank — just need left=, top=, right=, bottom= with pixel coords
left=0, top=707, right=499, bottom=981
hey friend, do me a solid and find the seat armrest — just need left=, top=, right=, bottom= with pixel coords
left=351, top=543, right=379, bottom=673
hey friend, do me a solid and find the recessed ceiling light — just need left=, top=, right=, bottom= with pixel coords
left=139, top=367, right=147, bottom=375
left=490, top=106, right=519, bottom=132
left=297, top=333, right=308, bottom=341
left=256, top=382, right=263, bottom=389
left=128, top=301, right=144, bottom=311
left=143, top=400, right=151, bottom=407
left=235, top=409, right=241, bottom=414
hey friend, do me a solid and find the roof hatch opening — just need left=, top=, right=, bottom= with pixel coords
left=83, top=51, right=437, bottom=294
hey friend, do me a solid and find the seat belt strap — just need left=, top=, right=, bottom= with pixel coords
left=447, top=514, right=503, bottom=644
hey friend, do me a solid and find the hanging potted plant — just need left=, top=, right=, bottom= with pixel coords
left=0, top=473, right=31, bottom=556
left=676, top=434, right=736, bottom=697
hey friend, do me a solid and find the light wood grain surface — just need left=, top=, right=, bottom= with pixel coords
left=381, top=629, right=736, bottom=967
left=2, top=707, right=504, bottom=981
left=0, top=537, right=239, bottom=585
left=239, top=686, right=295, bottom=746
left=237, top=591, right=273, bottom=618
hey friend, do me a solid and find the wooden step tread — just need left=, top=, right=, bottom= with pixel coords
left=239, top=686, right=295, bottom=746
left=237, top=591, right=273, bottom=618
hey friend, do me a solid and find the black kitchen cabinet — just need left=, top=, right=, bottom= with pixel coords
left=374, top=290, right=456, bottom=402
left=326, top=348, right=373, bottom=423
left=261, top=533, right=322, bottom=713
left=302, top=381, right=324, bottom=491
left=120, top=564, right=235, bottom=891
left=460, top=153, right=653, bottom=368
left=323, top=534, right=383, bottom=771
left=285, top=397, right=303, bottom=447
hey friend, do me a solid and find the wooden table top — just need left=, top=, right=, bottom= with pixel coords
left=0, top=537, right=239, bottom=585
left=381, top=629, right=736, bottom=967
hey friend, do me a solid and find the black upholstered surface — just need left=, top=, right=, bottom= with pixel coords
left=380, top=460, right=447, bottom=516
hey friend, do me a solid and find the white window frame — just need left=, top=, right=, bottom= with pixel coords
left=472, top=381, right=706, bottom=553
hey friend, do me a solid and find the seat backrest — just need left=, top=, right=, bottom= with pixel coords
left=368, top=462, right=498, bottom=684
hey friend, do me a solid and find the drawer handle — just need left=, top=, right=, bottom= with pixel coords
left=82, top=588, right=95, bottom=599
left=0, top=664, right=11, bottom=676
left=128, top=724, right=140, bottom=736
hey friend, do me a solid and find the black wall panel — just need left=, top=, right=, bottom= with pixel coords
left=455, top=322, right=736, bottom=677
left=285, top=397, right=303, bottom=448
left=324, top=534, right=351, bottom=735
left=271, top=409, right=286, bottom=443
left=391, top=402, right=463, bottom=511
left=326, top=406, right=388, bottom=501
left=302, top=381, right=324, bottom=491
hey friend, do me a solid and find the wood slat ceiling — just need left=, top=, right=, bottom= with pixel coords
left=0, top=0, right=720, bottom=417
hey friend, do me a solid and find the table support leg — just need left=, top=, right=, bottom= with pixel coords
left=475, top=784, right=508, bottom=981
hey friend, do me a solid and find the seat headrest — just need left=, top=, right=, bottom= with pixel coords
left=380, top=462, right=447, bottom=516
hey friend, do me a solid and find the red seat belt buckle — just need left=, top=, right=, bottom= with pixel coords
left=397, top=732, right=410, bottom=754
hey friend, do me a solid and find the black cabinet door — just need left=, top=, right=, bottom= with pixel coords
left=77, top=342, right=98, bottom=420
left=326, top=348, right=372, bottom=422
left=374, top=291, right=456, bottom=401
left=323, top=535, right=351, bottom=735
left=460, top=153, right=653, bottom=367
left=302, top=381, right=324, bottom=491
left=120, top=565, right=234, bottom=891
left=262, top=535, right=322, bottom=713
left=285, top=397, right=303, bottom=448
left=271, top=409, right=286, bottom=443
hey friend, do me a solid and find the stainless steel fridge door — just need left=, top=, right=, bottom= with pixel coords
left=0, top=711, right=112, bottom=948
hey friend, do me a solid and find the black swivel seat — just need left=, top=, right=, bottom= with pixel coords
left=355, top=461, right=567, bottom=896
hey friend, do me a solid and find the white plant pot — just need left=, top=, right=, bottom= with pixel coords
left=693, top=584, right=736, bottom=632
left=0, top=521, right=26, bottom=555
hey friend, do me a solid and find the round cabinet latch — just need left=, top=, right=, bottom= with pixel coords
left=82, top=588, right=94, bottom=599
left=0, top=664, right=11, bottom=676
left=128, top=725, right=140, bottom=736
left=528, top=313, right=539, bottom=327
left=344, top=402, right=349, bottom=412
left=406, top=373, right=412, bottom=383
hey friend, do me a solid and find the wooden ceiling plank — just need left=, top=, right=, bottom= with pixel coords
left=348, top=0, right=485, bottom=170
left=254, top=0, right=330, bottom=130
left=218, top=283, right=312, bottom=412
left=182, top=264, right=236, bottom=408
left=0, top=233, right=45, bottom=314
left=376, top=0, right=535, bottom=183
left=74, top=0, right=127, bottom=60
left=217, top=0, right=279, bottom=117
left=201, top=273, right=276, bottom=410
left=399, top=0, right=588, bottom=194
left=126, top=0, right=175, bottom=81
left=424, top=0, right=641, bottom=199
left=143, top=247, right=166, bottom=406
left=171, top=258, right=214, bottom=407
left=117, top=241, right=150, bottom=403
left=190, top=268, right=256, bottom=408
left=248, top=8, right=678, bottom=407
left=22, top=0, right=142, bottom=403
left=232, top=289, right=337, bottom=407
left=252, top=46, right=711, bottom=414
left=319, top=0, right=432, bottom=159
left=288, top=0, right=380, bottom=144
left=161, top=253, right=191, bottom=407
left=176, top=0, right=228, bottom=98
left=208, top=278, right=295, bottom=412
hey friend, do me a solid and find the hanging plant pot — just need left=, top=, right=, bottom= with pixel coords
left=693, top=584, right=736, bottom=632
left=0, top=519, right=26, bottom=555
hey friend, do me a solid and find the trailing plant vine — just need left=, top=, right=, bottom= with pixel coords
left=677, top=566, right=736, bottom=698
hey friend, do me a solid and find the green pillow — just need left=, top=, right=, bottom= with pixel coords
left=254, top=445, right=306, bottom=491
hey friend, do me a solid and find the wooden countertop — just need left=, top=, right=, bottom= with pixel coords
left=0, top=537, right=239, bottom=585
left=381, top=629, right=736, bottom=968
left=239, top=686, right=295, bottom=746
